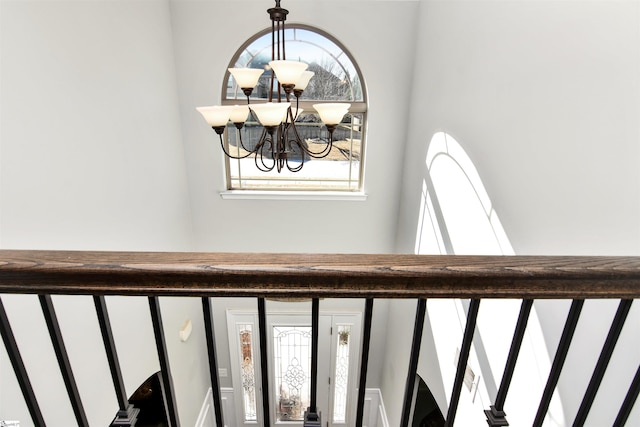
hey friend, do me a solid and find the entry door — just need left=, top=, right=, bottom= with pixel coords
left=267, top=313, right=331, bottom=426
left=227, top=310, right=361, bottom=427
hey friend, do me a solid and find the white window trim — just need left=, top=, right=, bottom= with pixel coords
left=219, top=190, right=367, bottom=201
left=221, top=24, right=368, bottom=192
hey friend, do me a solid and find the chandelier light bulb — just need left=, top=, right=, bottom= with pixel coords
left=313, top=103, right=351, bottom=126
left=228, top=68, right=264, bottom=89
left=251, top=102, right=291, bottom=127
left=196, top=106, right=233, bottom=127
left=269, top=60, right=308, bottom=85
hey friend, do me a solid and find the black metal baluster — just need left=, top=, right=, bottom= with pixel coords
left=148, top=297, right=180, bottom=427
left=94, top=296, right=139, bottom=426
left=486, top=299, right=533, bottom=426
left=202, top=297, right=225, bottom=427
left=400, top=299, right=427, bottom=427
left=613, top=364, right=640, bottom=427
left=94, top=296, right=128, bottom=409
left=39, top=294, right=89, bottom=427
left=573, top=299, right=633, bottom=426
left=304, top=298, right=321, bottom=425
left=0, top=297, right=46, bottom=427
left=445, top=299, right=481, bottom=427
left=355, top=298, right=374, bottom=427
left=258, top=297, right=271, bottom=427
left=310, top=298, right=319, bottom=412
left=533, top=299, right=584, bottom=427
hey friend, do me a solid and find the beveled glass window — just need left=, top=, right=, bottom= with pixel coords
left=238, top=324, right=258, bottom=421
left=333, top=325, right=351, bottom=423
left=273, top=325, right=312, bottom=421
left=222, top=25, right=367, bottom=191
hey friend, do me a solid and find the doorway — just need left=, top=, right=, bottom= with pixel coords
left=411, top=376, right=444, bottom=427
left=227, top=309, right=362, bottom=427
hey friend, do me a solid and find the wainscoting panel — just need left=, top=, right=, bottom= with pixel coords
left=195, top=388, right=214, bottom=427
left=364, top=388, right=389, bottom=427
left=220, top=387, right=236, bottom=427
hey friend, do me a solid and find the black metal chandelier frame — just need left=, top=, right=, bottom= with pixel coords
left=201, top=0, right=351, bottom=174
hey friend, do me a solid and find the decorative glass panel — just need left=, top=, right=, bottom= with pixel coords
left=273, top=326, right=312, bottom=422
left=222, top=25, right=366, bottom=191
left=226, top=28, right=363, bottom=102
left=226, top=113, right=363, bottom=190
left=333, top=325, right=351, bottom=422
left=238, top=324, right=257, bottom=421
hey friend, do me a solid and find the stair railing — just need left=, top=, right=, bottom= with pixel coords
left=0, top=250, right=639, bottom=427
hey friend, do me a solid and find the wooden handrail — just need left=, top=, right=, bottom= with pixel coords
left=0, top=250, right=639, bottom=299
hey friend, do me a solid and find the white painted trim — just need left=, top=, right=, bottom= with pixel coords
left=373, top=388, right=390, bottom=427
left=195, top=387, right=213, bottom=427
left=357, top=388, right=389, bottom=427
left=220, top=388, right=236, bottom=427
left=195, top=387, right=237, bottom=427
left=219, top=190, right=367, bottom=201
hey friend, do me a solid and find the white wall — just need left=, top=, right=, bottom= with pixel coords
left=159, top=297, right=214, bottom=427
left=0, top=0, right=194, bottom=252
left=396, top=0, right=640, bottom=425
left=169, top=0, right=419, bottom=253
left=397, top=0, right=640, bottom=256
left=377, top=299, right=415, bottom=426
left=0, top=0, right=200, bottom=426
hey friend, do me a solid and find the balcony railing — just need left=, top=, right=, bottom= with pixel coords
left=0, top=250, right=639, bottom=427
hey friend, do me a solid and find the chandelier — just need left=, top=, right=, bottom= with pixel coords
left=197, top=0, right=351, bottom=173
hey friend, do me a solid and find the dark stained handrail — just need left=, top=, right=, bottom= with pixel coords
left=1, top=250, right=639, bottom=427
left=0, top=250, right=639, bottom=298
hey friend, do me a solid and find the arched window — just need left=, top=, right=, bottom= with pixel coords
left=221, top=25, right=367, bottom=191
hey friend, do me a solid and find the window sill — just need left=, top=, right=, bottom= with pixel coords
left=219, top=190, right=367, bottom=201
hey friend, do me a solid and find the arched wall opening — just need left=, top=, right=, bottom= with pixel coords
left=410, top=375, right=445, bottom=427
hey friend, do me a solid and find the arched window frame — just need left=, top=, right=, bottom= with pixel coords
left=220, top=24, right=368, bottom=194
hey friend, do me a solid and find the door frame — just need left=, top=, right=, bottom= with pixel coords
left=226, top=309, right=362, bottom=427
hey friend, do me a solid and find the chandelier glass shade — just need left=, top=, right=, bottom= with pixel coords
left=197, top=0, right=351, bottom=173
